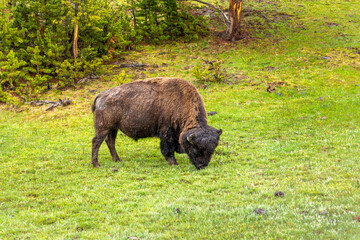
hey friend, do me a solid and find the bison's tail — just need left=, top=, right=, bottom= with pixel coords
left=91, top=96, right=99, bottom=113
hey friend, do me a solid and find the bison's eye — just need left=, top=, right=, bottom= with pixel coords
left=190, top=146, right=199, bottom=155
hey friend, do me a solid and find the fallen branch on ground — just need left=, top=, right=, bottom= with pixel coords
left=27, top=97, right=72, bottom=111
left=113, top=63, right=147, bottom=68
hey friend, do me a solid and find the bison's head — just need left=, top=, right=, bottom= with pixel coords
left=182, top=126, right=222, bottom=170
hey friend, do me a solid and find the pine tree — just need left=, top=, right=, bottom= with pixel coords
left=0, top=0, right=134, bottom=102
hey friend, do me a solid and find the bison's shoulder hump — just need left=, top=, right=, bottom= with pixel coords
left=143, top=77, right=199, bottom=95
left=144, top=77, right=193, bottom=87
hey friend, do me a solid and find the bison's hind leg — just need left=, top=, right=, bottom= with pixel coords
left=105, top=129, right=122, bottom=162
left=92, top=132, right=107, bottom=167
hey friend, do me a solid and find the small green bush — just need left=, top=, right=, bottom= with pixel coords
left=192, top=60, right=225, bottom=84
left=112, top=70, right=132, bottom=86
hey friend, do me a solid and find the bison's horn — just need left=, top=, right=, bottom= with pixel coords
left=187, top=134, right=195, bottom=145
left=218, top=129, right=223, bottom=136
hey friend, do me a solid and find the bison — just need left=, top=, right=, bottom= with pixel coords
left=91, top=77, right=222, bottom=169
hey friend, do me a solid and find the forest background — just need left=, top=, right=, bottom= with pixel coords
left=0, top=0, right=208, bottom=103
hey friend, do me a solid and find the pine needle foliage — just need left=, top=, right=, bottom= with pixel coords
left=129, top=0, right=208, bottom=43
left=0, top=0, right=134, bottom=103
left=0, top=0, right=208, bottom=104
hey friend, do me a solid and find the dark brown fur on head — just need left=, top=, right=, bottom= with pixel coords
left=91, top=77, right=222, bottom=169
left=182, top=127, right=222, bottom=169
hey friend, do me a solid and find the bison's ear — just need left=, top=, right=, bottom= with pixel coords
left=218, top=129, right=222, bottom=136
left=187, top=134, right=195, bottom=145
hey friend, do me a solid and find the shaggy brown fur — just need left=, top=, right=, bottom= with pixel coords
left=91, top=77, right=222, bottom=169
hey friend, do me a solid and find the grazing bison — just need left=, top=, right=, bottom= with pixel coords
left=91, top=77, right=222, bottom=169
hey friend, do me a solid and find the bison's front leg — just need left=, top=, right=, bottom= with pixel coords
left=160, top=137, right=178, bottom=166
left=105, top=129, right=122, bottom=162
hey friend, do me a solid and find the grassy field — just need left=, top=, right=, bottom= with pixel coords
left=1, top=0, right=360, bottom=239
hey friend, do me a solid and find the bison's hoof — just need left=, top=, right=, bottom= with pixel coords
left=168, top=160, right=179, bottom=166
left=114, top=158, right=122, bottom=162
left=92, top=162, right=101, bottom=168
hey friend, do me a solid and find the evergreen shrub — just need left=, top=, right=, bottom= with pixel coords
left=131, top=0, right=208, bottom=43
left=0, top=0, right=208, bottom=103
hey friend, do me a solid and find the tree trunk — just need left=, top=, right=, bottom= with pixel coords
left=73, top=3, right=79, bottom=61
left=228, top=0, right=243, bottom=41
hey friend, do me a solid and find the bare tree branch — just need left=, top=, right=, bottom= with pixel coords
left=186, top=0, right=230, bottom=25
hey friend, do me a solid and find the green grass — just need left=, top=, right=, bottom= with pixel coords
left=1, top=0, right=360, bottom=239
